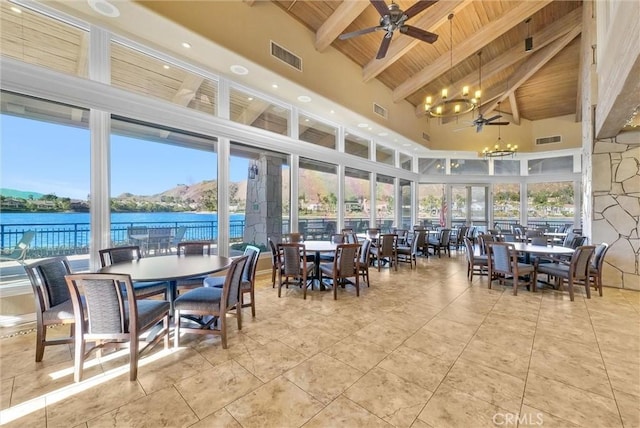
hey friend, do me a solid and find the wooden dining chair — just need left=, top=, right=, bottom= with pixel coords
left=174, top=256, right=248, bottom=349
left=278, top=243, right=314, bottom=299
left=536, top=245, right=596, bottom=301
left=487, top=242, right=537, bottom=295
left=65, top=273, right=170, bottom=382
left=463, top=237, right=488, bottom=280
left=175, top=241, right=213, bottom=293
left=370, top=233, right=397, bottom=271
left=319, top=243, right=360, bottom=300
left=268, top=237, right=282, bottom=288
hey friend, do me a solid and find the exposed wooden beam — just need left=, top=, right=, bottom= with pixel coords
left=480, top=24, right=582, bottom=116
left=393, top=0, right=553, bottom=102
left=315, top=1, right=369, bottom=52
left=576, top=0, right=595, bottom=123
left=508, top=93, right=520, bottom=125
left=415, top=7, right=582, bottom=117
left=362, top=0, right=472, bottom=82
left=172, top=74, right=204, bottom=106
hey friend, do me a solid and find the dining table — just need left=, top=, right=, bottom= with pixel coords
left=509, top=242, right=574, bottom=264
left=98, top=253, right=233, bottom=312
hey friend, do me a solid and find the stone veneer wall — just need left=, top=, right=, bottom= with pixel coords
left=592, top=141, right=640, bottom=289
left=243, top=155, right=283, bottom=246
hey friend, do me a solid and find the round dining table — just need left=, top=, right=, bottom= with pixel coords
left=509, top=242, right=574, bottom=264
left=98, top=254, right=232, bottom=310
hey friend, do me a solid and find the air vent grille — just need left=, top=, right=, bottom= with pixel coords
left=535, top=135, right=562, bottom=145
left=422, top=132, right=430, bottom=142
left=270, top=41, right=302, bottom=71
left=373, top=103, right=388, bottom=119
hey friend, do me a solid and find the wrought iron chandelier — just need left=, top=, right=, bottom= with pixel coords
left=482, top=103, right=518, bottom=158
left=424, top=13, right=480, bottom=118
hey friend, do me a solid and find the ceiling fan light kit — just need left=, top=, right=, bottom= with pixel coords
left=424, top=13, right=479, bottom=119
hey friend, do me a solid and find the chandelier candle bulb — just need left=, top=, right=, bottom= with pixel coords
left=454, top=104, right=461, bottom=113
left=441, top=88, right=448, bottom=99
left=462, top=86, right=469, bottom=97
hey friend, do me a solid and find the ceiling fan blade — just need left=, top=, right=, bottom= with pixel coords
left=403, top=0, right=438, bottom=19
left=484, top=114, right=502, bottom=123
left=476, top=123, right=484, bottom=133
left=399, top=25, right=438, bottom=43
left=339, top=26, right=382, bottom=40
left=376, top=33, right=393, bottom=59
left=370, top=0, right=390, bottom=17
left=485, top=122, right=510, bottom=126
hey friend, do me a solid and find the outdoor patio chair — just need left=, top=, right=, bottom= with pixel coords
left=0, top=230, right=35, bottom=265
left=174, top=255, right=248, bottom=349
left=65, top=272, right=170, bottom=382
left=25, top=256, right=76, bottom=362
left=204, top=245, right=261, bottom=317
left=319, top=243, right=360, bottom=300
left=99, top=246, right=169, bottom=300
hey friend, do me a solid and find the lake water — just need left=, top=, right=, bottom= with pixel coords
left=0, top=212, right=245, bottom=225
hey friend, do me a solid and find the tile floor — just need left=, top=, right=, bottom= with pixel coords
left=1, top=253, right=639, bottom=428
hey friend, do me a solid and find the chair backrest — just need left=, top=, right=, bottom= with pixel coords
left=284, top=233, right=304, bottom=243
left=341, top=228, right=354, bottom=234
left=65, top=273, right=135, bottom=335
left=127, top=226, right=148, bottom=239
left=526, top=230, right=543, bottom=238
left=177, top=241, right=212, bottom=255
left=488, top=242, right=515, bottom=275
left=359, top=239, right=372, bottom=265
left=222, top=255, right=249, bottom=310
left=334, top=243, right=360, bottom=277
left=570, top=245, right=596, bottom=280
left=502, top=233, right=517, bottom=242
left=439, top=229, right=451, bottom=246
left=25, top=256, right=73, bottom=311
left=563, top=232, right=577, bottom=247
left=592, top=243, right=609, bottom=271
left=477, top=234, right=494, bottom=255
left=378, top=234, right=397, bottom=256
left=466, top=226, right=476, bottom=239
left=530, top=236, right=548, bottom=246
left=570, top=236, right=587, bottom=248
left=279, top=243, right=307, bottom=275
left=409, top=231, right=424, bottom=254
left=99, top=246, right=142, bottom=267
left=242, top=245, right=261, bottom=284
left=330, top=234, right=345, bottom=244
left=172, top=226, right=188, bottom=245
left=344, top=232, right=359, bottom=244
left=366, top=228, right=380, bottom=239
left=2, top=230, right=35, bottom=261
left=463, top=237, right=475, bottom=263
left=268, top=237, right=280, bottom=265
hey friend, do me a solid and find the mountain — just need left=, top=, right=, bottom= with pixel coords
left=0, top=188, right=45, bottom=199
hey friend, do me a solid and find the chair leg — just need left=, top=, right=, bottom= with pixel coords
left=174, top=310, right=181, bottom=348
left=73, top=322, right=84, bottom=383
left=271, top=267, right=276, bottom=288
left=163, top=315, right=170, bottom=349
left=129, top=334, right=139, bottom=381
left=568, top=278, right=575, bottom=301
left=35, top=323, right=46, bottom=362
left=221, top=313, right=228, bottom=349
left=250, top=289, right=256, bottom=317
left=355, top=274, right=360, bottom=297
left=584, top=277, right=591, bottom=299
left=236, top=302, right=243, bottom=330
left=333, top=274, right=338, bottom=300
left=278, top=271, right=283, bottom=298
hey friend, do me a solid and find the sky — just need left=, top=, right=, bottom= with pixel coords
left=1, top=115, right=249, bottom=199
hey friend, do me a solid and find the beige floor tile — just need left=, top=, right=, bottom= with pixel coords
left=435, top=306, right=487, bottom=328
left=460, top=337, right=531, bottom=380
left=174, top=360, right=262, bottom=419
left=352, top=321, right=413, bottom=353
left=529, top=348, right=613, bottom=399
left=409, top=417, right=434, bottom=428
left=417, top=384, right=510, bottom=428
left=517, top=405, right=580, bottom=427
left=324, top=335, right=390, bottom=372
left=277, top=325, right=340, bottom=357
left=403, top=328, right=467, bottom=364
left=225, top=376, right=323, bottom=428
left=0, top=344, right=71, bottom=380
left=421, top=317, right=479, bottom=343
left=442, top=358, right=525, bottom=413
left=283, top=353, right=363, bottom=404
left=344, top=367, right=432, bottom=427
left=377, top=345, right=452, bottom=392
left=532, top=333, right=603, bottom=365
left=189, top=408, right=242, bottom=428
left=233, top=340, right=306, bottom=382
left=606, top=360, right=640, bottom=398
left=613, top=389, right=640, bottom=428
left=194, top=332, right=260, bottom=367
left=534, top=317, right=598, bottom=345
left=0, top=396, right=47, bottom=428
left=523, top=373, right=622, bottom=427
left=86, top=386, right=198, bottom=427
left=45, top=373, right=147, bottom=427
left=302, top=395, right=392, bottom=428
left=0, top=376, right=12, bottom=410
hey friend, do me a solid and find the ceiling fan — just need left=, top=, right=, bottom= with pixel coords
left=471, top=113, right=510, bottom=133
left=338, top=0, right=439, bottom=60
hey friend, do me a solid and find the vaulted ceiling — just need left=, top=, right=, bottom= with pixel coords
left=271, top=0, right=583, bottom=124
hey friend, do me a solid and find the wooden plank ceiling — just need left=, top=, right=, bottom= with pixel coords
left=272, top=0, right=583, bottom=122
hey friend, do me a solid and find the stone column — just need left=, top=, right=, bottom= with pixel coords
left=243, top=154, right=283, bottom=247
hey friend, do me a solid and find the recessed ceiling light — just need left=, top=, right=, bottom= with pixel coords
left=87, top=0, right=120, bottom=17
left=230, top=65, right=249, bottom=75
left=368, top=127, right=373, bottom=131
left=163, top=65, right=170, bottom=70
left=357, top=123, right=368, bottom=128
left=378, top=132, right=388, bottom=137
left=181, top=42, right=192, bottom=49
left=10, top=6, right=21, bottom=13
left=247, top=97, right=254, bottom=101
left=304, top=118, right=310, bottom=122
left=330, top=110, right=335, bottom=114
left=297, top=95, right=312, bottom=103
left=403, top=143, right=411, bottom=147
left=271, top=83, right=279, bottom=89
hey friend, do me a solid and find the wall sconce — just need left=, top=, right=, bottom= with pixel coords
left=248, top=161, right=259, bottom=180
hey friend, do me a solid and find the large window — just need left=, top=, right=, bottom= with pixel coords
left=527, top=181, right=575, bottom=228
left=230, top=87, right=289, bottom=135
left=1, top=92, right=90, bottom=287
left=376, top=144, right=395, bottom=166
left=344, top=167, right=370, bottom=233
left=298, top=159, right=337, bottom=239
left=417, top=183, right=444, bottom=228
left=298, top=114, right=336, bottom=149
left=230, top=142, right=289, bottom=252
left=376, top=174, right=395, bottom=231
left=418, top=158, right=446, bottom=176
left=493, top=183, right=521, bottom=230
left=110, top=119, right=218, bottom=255
left=345, top=133, right=369, bottom=159
left=400, top=179, right=412, bottom=229
left=528, top=156, right=573, bottom=175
